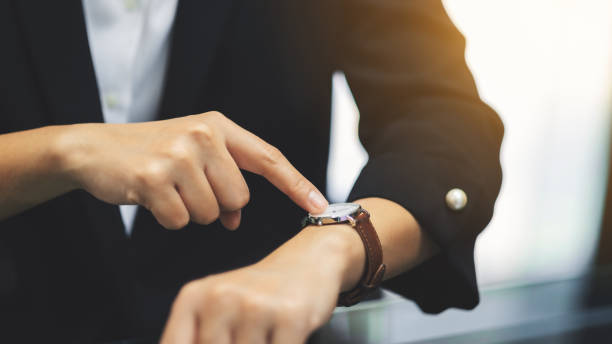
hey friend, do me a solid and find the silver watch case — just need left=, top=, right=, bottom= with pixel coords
left=301, top=202, right=365, bottom=227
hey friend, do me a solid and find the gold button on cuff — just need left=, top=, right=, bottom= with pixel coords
left=445, top=188, right=467, bottom=211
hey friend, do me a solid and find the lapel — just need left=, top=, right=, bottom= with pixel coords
left=13, top=0, right=236, bottom=122
left=14, top=0, right=236, bottom=244
left=13, top=1, right=128, bottom=248
left=13, top=0, right=104, bottom=126
left=158, top=0, right=236, bottom=119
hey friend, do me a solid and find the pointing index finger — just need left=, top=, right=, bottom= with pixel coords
left=219, top=118, right=328, bottom=214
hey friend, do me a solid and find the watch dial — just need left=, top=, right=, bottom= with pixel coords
left=309, top=203, right=360, bottom=218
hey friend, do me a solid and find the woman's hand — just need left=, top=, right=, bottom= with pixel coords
left=56, top=111, right=327, bottom=229
left=160, top=224, right=365, bottom=344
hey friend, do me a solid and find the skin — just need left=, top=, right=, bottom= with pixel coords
left=0, top=111, right=438, bottom=343
left=0, top=111, right=328, bottom=228
left=160, top=197, right=438, bottom=344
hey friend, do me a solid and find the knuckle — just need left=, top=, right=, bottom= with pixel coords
left=176, top=281, right=201, bottom=305
left=203, top=282, right=238, bottom=310
left=206, top=282, right=227, bottom=299
left=154, top=202, right=189, bottom=230
left=239, top=296, right=276, bottom=323
left=290, top=177, right=310, bottom=196
left=136, top=162, right=170, bottom=187
left=260, top=144, right=284, bottom=169
left=179, top=281, right=198, bottom=298
left=125, top=189, right=140, bottom=204
left=209, top=203, right=221, bottom=220
left=166, top=144, right=193, bottom=168
left=205, top=110, right=226, bottom=121
left=241, top=296, right=266, bottom=314
left=236, top=188, right=250, bottom=208
left=167, top=212, right=189, bottom=230
left=196, top=204, right=220, bottom=225
left=224, top=188, right=250, bottom=211
left=188, top=122, right=217, bottom=144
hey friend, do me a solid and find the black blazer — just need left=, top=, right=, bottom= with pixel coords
left=0, top=0, right=503, bottom=342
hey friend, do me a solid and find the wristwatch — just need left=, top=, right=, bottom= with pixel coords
left=302, top=203, right=386, bottom=306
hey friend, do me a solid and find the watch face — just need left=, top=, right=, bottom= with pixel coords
left=309, top=202, right=361, bottom=218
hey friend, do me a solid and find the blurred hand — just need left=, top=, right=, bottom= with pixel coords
left=59, top=111, right=327, bottom=229
left=160, top=225, right=354, bottom=344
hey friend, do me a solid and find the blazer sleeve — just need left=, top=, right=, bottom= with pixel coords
left=335, top=0, right=504, bottom=313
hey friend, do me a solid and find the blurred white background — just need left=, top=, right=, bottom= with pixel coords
left=327, top=0, right=612, bottom=288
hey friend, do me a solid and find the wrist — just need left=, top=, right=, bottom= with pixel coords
left=259, top=223, right=365, bottom=294
left=49, top=124, right=89, bottom=191
left=300, top=224, right=366, bottom=293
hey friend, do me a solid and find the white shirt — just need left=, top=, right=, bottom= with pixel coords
left=82, top=0, right=179, bottom=235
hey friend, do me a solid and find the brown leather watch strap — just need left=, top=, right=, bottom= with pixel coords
left=338, top=209, right=386, bottom=307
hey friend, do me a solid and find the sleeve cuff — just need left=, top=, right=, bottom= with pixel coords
left=348, top=152, right=489, bottom=312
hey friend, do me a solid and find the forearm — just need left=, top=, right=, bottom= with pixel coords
left=0, top=126, right=77, bottom=220
left=0, top=112, right=329, bottom=230
left=264, top=197, right=438, bottom=294
left=350, top=197, right=438, bottom=287
left=163, top=198, right=440, bottom=342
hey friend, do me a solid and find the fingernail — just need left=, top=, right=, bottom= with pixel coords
left=308, top=190, right=328, bottom=211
